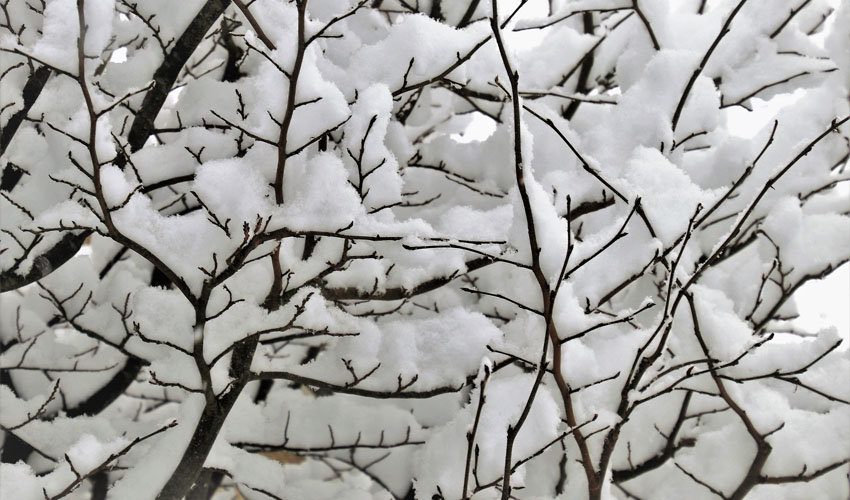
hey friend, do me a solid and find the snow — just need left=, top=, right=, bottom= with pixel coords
left=761, top=197, right=850, bottom=282
left=343, top=84, right=403, bottom=209
left=281, top=307, right=502, bottom=392
left=111, top=194, right=230, bottom=292
left=206, top=442, right=288, bottom=498
left=66, top=433, right=129, bottom=473
left=100, top=164, right=138, bottom=208
left=0, top=463, right=42, bottom=500
left=275, top=152, right=365, bottom=231
left=131, top=127, right=238, bottom=187
left=517, top=23, right=599, bottom=90
left=0, top=385, right=54, bottom=429
left=132, top=287, right=195, bottom=353
left=193, top=158, right=274, bottom=224
left=720, top=45, right=837, bottom=108
left=27, top=0, right=80, bottom=74
left=620, top=147, right=718, bottom=244
left=2, top=0, right=849, bottom=497
left=435, top=204, right=513, bottom=241
left=325, top=13, right=490, bottom=98
left=377, top=308, right=502, bottom=388
left=675, top=422, right=756, bottom=494
left=108, top=396, right=203, bottom=500
left=689, top=285, right=753, bottom=360
left=413, top=373, right=562, bottom=499
left=81, top=0, right=116, bottom=56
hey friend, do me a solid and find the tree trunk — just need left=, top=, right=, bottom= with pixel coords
left=156, top=337, right=257, bottom=499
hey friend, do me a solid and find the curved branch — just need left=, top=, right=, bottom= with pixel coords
left=671, top=0, right=750, bottom=132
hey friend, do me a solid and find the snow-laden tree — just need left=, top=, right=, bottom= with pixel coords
left=1, top=0, right=848, bottom=498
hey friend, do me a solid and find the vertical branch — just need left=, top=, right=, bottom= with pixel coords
left=595, top=205, right=702, bottom=491
left=263, top=245, right=284, bottom=309
left=274, top=0, right=308, bottom=204
left=632, top=0, right=660, bottom=50
left=499, top=326, right=551, bottom=500
left=685, top=292, right=772, bottom=500
left=457, top=0, right=480, bottom=28
left=232, top=0, right=277, bottom=50
left=76, top=0, right=113, bottom=233
left=671, top=0, right=749, bottom=133
left=71, top=0, right=194, bottom=302
left=462, top=366, right=490, bottom=499
left=156, top=290, right=265, bottom=498
left=562, top=13, right=595, bottom=120
left=0, top=66, right=51, bottom=159
left=611, top=391, right=694, bottom=482
left=769, top=0, right=811, bottom=39
left=490, top=6, right=535, bottom=264
left=126, top=0, right=230, bottom=150
left=490, top=2, right=599, bottom=498
left=429, top=0, right=443, bottom=21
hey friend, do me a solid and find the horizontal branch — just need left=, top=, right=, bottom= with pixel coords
left=251, top=371, right=467, bottom=399
left=322, top=256, right=493, bottom=300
